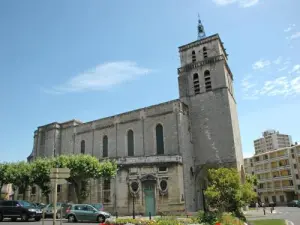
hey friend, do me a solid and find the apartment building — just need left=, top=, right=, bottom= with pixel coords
left=254, top=130, right=292, bottom=155
left=246, top=144, right=300, bottom=205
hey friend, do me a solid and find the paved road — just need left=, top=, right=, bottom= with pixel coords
left=246, top=207, right=300, bottom=225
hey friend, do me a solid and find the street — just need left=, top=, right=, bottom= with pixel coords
left=246, top=207, right=300, bottom=225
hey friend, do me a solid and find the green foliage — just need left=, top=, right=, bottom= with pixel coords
left=194, top=210, right=219, bottom=225
left=0, top=163, right=10, bottom=191
left=54, top=154, right=117, bottom=203
left=31, top=158, right=55, bottom=202
left=6, top=161, right=33, bottom=199
left=204, top=168, right=257, bottom=218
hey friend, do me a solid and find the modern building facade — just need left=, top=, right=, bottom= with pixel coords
left=254, top=130, right=292, bottom=155
left=27, top=20, right=244, bottom=215
left=245, top=144, right=300, bottom=205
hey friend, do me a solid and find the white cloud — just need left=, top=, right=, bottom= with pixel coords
left=290, top=64, right=300, bottom=74
left=241, top=75, right=256, bottom=92
left=278, top=66, right=288, bottom=72
left=273, top=56, right=282, bottom=65
left=241, top=75, right=300, bottom=99
left=212, top=0, right=259, bottom=7
left=287, top=32, right=300, bottom=40
left=252, top=59, right=271, bottom=70
left=45, top=61, right=151, bottom=94
left=284, top=24, right=296, bottom=32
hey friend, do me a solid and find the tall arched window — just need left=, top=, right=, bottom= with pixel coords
left=80, top=140, right=85, bottom=154
left=156, top=124, right=164, bottom=155
left=193, top=73, right=200, bottom=95
left=204, top=70, right=212, bottom=91
left=192, top=50, right=196, bottom=62
left=203, top=47, right=208, bottom=58
left=127, top=130, right=134, bottom=156
left=103, top=136, right=108, bottom=157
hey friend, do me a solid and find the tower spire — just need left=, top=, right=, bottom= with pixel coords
left=197, top=14, right=206, bottom=40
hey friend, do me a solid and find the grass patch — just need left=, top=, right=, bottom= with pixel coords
left=249, top=219, right=285, bottom=225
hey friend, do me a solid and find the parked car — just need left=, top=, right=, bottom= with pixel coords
left=90, top=203, right=104, bottom=211
left=268, top=201, right=276, bottom=207
left=43, top=202, right=68, bottom=218
left=65, top=204, right=110, bottom=223
left=0, top=200, right=42, bottom=222
left=287, top=200, right=300, bottom=207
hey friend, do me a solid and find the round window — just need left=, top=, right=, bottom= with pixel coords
left=131, top=181, right=139, bottom=192
left=160, top=180, right=168, bottom=191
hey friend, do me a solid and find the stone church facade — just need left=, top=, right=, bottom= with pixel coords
left=27, top=20, right=244, bottom=215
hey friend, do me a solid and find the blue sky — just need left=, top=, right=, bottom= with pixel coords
left=0, top=0, right=299, bottom=162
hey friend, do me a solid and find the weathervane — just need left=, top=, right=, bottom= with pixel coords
left=197, top=14, right=206, bottom=40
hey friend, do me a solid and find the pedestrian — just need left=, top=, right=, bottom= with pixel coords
left=262, top=202, right=266, bottom=215
left=256, top=202, right=259, bottom=211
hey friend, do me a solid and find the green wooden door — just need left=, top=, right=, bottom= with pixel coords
left=144, top=184, right=155, bottom=216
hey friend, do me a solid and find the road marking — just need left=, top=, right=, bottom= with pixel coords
left=286, top=220, right=294, bottom=225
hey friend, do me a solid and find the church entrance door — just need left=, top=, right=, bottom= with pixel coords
left=144, top=183, right=155, bottom=216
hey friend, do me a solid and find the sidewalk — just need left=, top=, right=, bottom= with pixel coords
left=244, top=208, right=277, bottom=217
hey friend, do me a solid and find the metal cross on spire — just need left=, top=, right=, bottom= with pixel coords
left=197, top=14, right=206, bottom=40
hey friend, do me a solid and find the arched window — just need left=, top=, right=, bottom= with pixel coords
left=204, top=70, right=212, bottom=91
left=127, top=130, right=134, bottom=156
left=103, top=136, right=108, bottom=157
left=193, top=73, right=200, bottom=95
left=80, top=140, right=85, bottom=154
left=203, top=47, right=208, bottom=58
left=192, top=50, right=196, bottom=62
left=156, top=124, right=164, bottom=155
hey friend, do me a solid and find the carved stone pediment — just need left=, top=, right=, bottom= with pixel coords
left=140, top=174, right=157, bottom=182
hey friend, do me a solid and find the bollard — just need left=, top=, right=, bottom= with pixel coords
left=115, top=211, right=118, bottom=219
left=270, top=208, right=273, bottom=213
left=149, top=212, right=151, bottom=220
left=263, top=209, right=266, bottom=215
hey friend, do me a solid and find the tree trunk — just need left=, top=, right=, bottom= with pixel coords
left=73, top=182, right=80, bottom=203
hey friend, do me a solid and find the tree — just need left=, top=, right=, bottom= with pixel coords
left=0, top=163, right=10, bottom=195
left=6, top=161, right=33, bottom=200
left=31, top=158, right=55, bottom=203
left=204, top=168, right=256, bottom=216
left=54, top=154, right=117, bottom=203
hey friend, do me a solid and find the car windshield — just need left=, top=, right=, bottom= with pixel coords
left=92, top=203, right=103, bottom=209
left=18, top=201, right=34, bottom=208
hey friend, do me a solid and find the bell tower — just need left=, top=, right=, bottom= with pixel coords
left=178, top=19, right=244, bottom=210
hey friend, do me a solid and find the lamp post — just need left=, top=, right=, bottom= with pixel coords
left=202, top=188, right=206, bottom=212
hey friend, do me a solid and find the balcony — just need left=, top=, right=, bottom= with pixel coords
left=269, top=154, right=289, bottom=161
left=282, top=186, right=295, bottom=191
left=272, top=175, right=293, bottom=180
left=271, top=165, right=291, bottom=171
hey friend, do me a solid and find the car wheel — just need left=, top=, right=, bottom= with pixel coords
left=97, top=215, right=105, bottom=223
left=68, top=215, right=77, bottom=222
left=0, top=214, right=3, bottom=222
left=35, top=217, right=41, bottom=221
left=11, top=218, right=17, bottom=222
left=21, top=213, right=29, bottom=222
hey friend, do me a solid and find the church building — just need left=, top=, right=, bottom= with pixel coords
left=27, top=19, right=244, bottom=215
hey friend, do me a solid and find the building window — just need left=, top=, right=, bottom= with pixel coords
left=204, top=70, right=212, bottom=92
left=292, top=154, right=295, bottom=158
left=103, top=179, right=111, bottom=203
left=127, top=130, right=134, bottom=156
left=80, top=140, right=85, bottom=154
left=296, top=174, right=299, bottom=179
left=193, top=73, right=200, bottom=95
left=203, top=47, right=208, bottom=58
left=294, top=164, right=297, bottom=169
left=298, top=185, right=300, bottom=190
left=57, top=185, right=61, bottom=193
left=156, top=124, right=164, bottom=155
left=31, top=186, right=36, bottom=195
left=289, top=180, right=294, bottom=186
left=272, top=196, right=276, bottom=202
left=192, top=50, right=196, bottom=62
left=158, top=166, right=167, bottom=172
left=264, top=197, right=269, bottom=203
left=280, top=195, right=284, bottom=202
left=103, top=136, right=108, bottom=157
